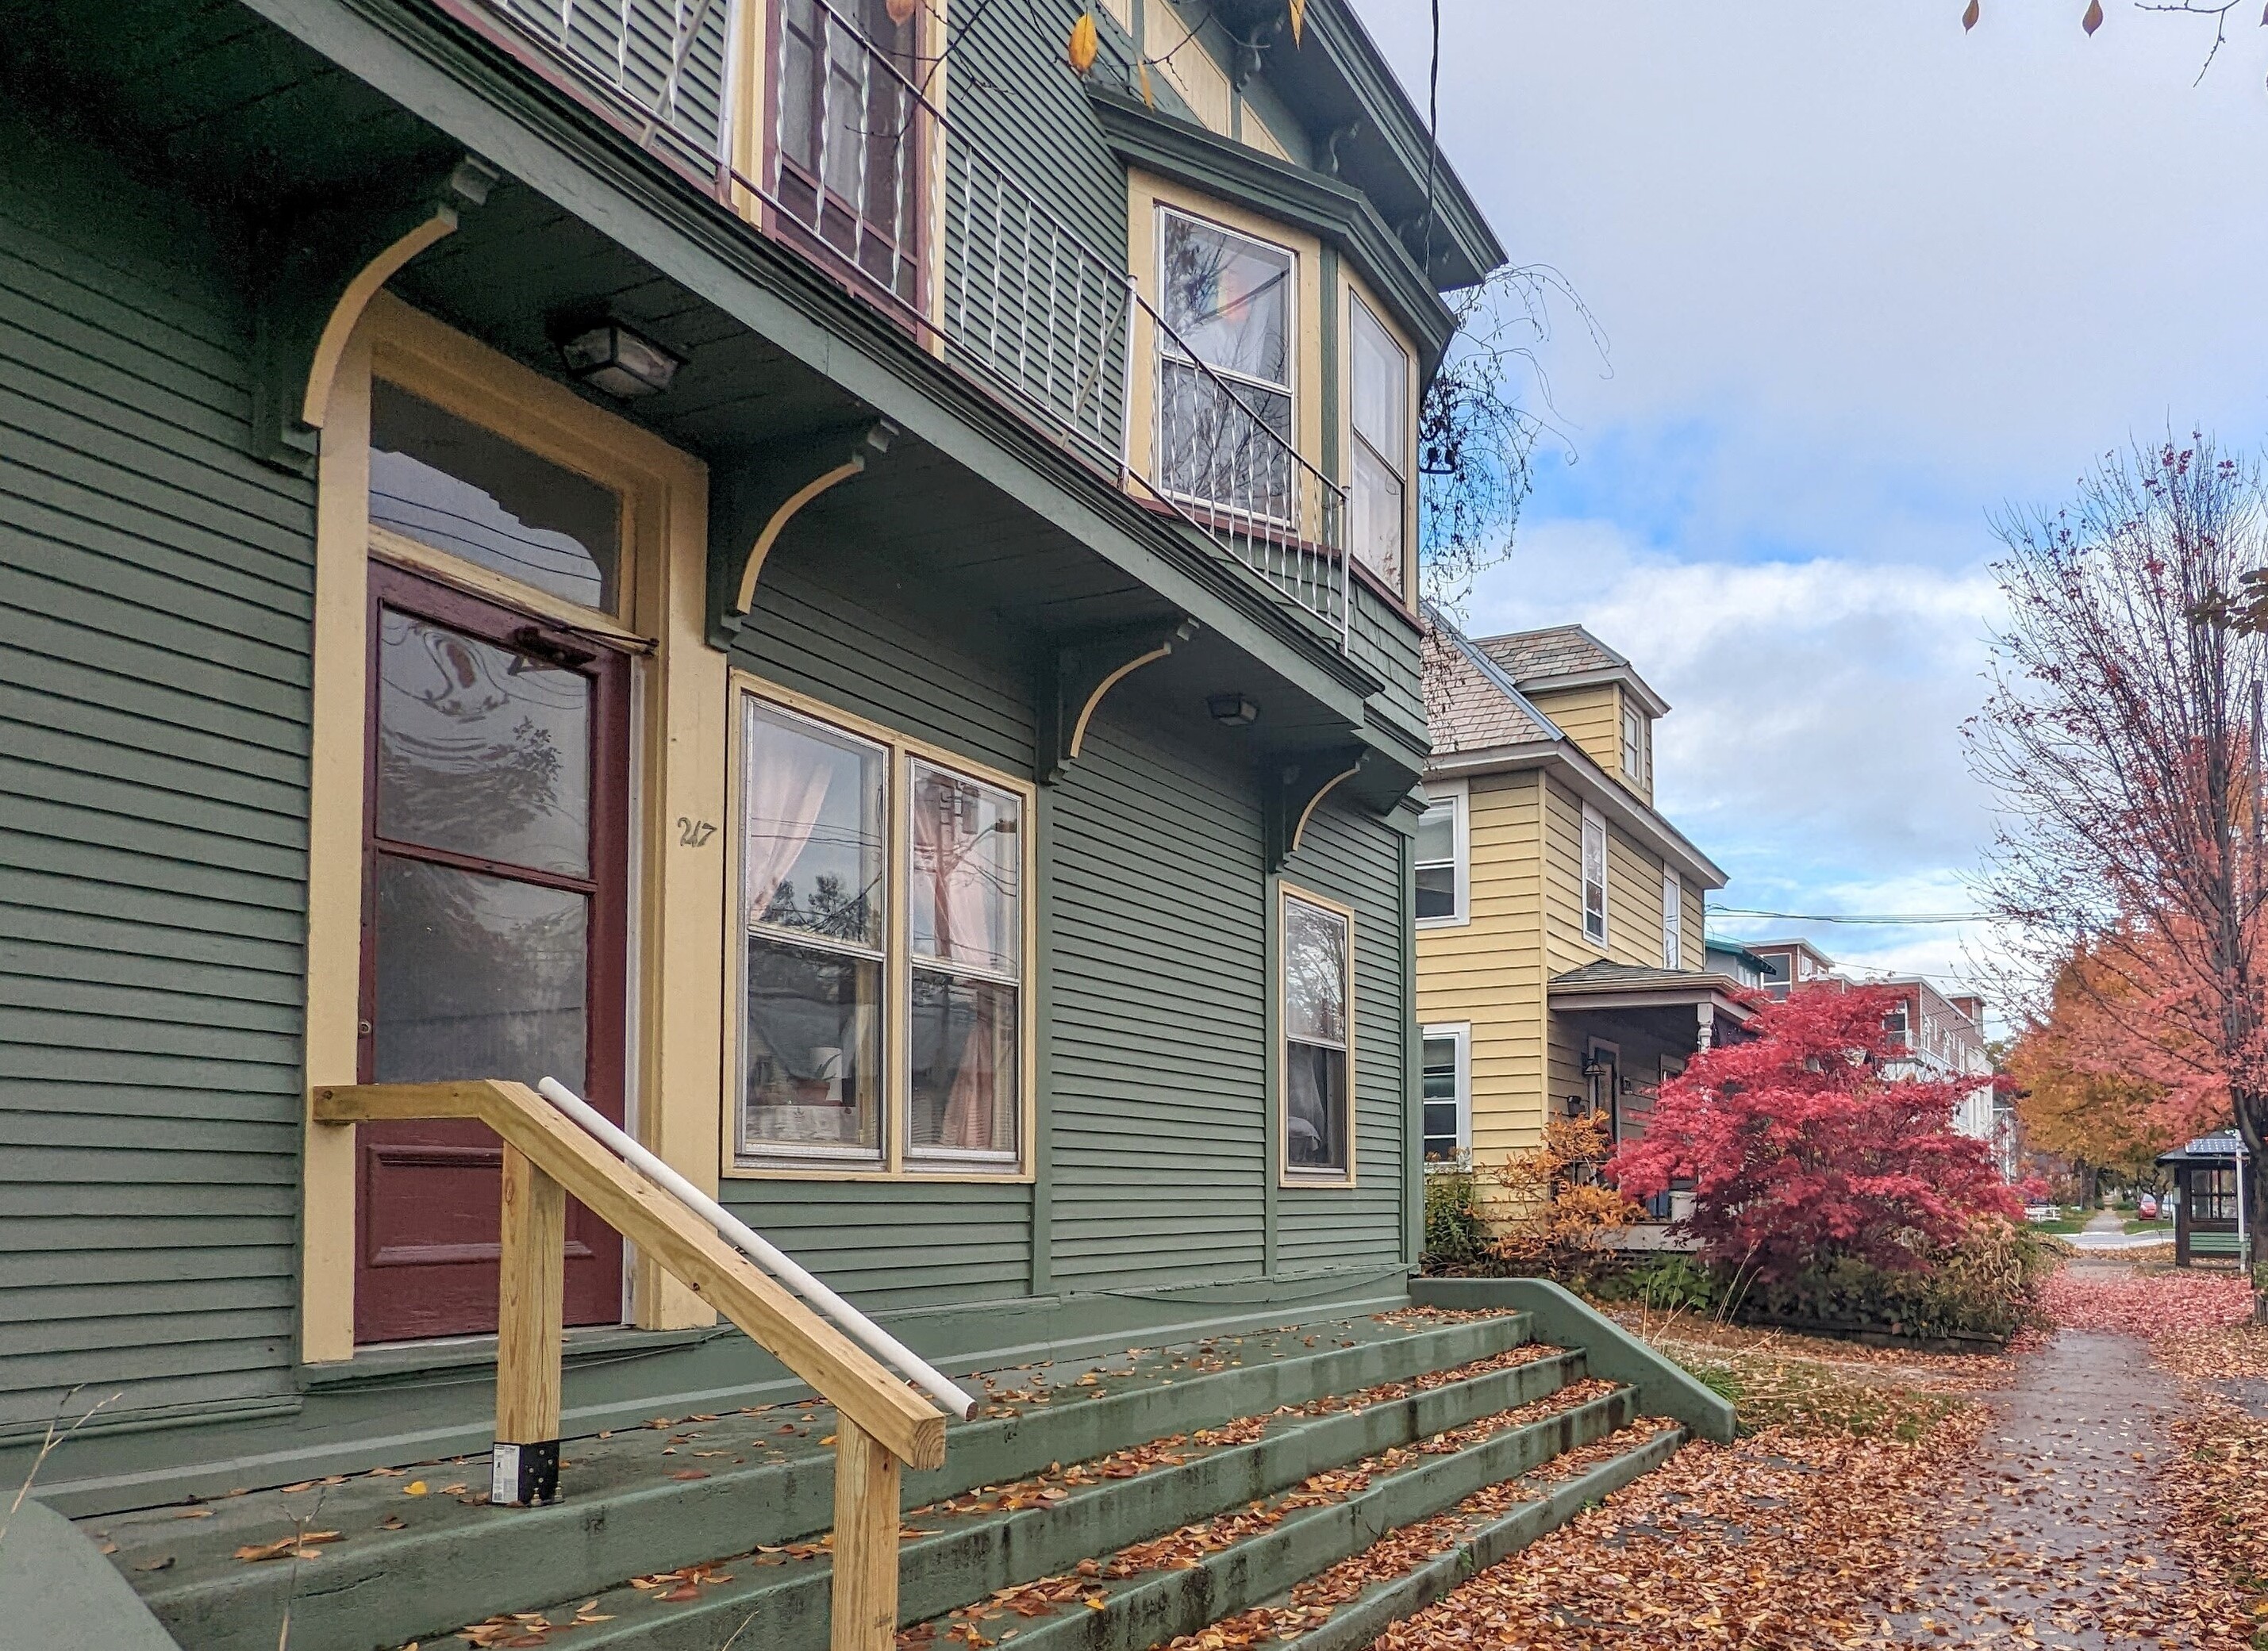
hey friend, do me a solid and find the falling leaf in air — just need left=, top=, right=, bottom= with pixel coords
left=886, top=0, right=917, bottom=21
left=2082, top=0, right=2103, bottom=31
left=1068, top=12, right=1099, bottom=75
left=1288, top=0, right=1306, bottom=45
left=1962, top=0, right=1981, bottom=27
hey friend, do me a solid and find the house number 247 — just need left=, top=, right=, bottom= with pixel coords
left=677, top=817, right=717, bottom=847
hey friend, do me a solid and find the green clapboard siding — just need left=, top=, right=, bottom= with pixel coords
left=0, top=117, right=313, bottom=1429
left=1049, top=711, right=1269, bottom=1289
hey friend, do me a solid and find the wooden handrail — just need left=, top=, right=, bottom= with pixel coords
left=312, top=1079, right=945, bottom=1651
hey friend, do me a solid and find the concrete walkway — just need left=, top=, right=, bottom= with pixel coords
left=2066, top=1208, right=2175, bottom=1253
left=1889, top=1284, right=2213, bottom=1646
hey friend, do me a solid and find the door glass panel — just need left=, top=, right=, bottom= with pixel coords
left=369, top=381, right=622, bottom=612
left=376, top=609, right=592, bottom=877
left=373, top=858, right=589, bottom=1089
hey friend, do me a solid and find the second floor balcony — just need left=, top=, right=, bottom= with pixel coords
left=447, top=0, right=1393, bottom=650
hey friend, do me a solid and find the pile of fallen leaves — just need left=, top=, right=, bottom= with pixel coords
left=2035, top=1265, right=2254, bottom=1338
left=2163, top=1398, right=2268, bottom=1623
left=1367, top=1411, right=1987, bottom=1650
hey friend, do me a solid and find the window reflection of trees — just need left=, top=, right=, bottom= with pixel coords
left=376, top=613, right=588, bottom=876
left=1158, top=215, right=1295, bottom=522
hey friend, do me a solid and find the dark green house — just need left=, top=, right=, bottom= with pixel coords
left=0, top=0, right=1726, bottom=1644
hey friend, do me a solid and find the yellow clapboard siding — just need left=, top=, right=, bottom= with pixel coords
left=1526, top=682, right=1621, bottom=776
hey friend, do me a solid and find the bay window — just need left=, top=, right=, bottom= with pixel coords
left=1282, top=886, right=1354, bottom=1183
left=735, top=685, right=1028, bottom=1173
left=1348, top=294, right=1409, bottom=591
left=1156, top=207, right=1295, bottom=523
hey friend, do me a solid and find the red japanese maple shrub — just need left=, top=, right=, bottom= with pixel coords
left=1609, top=985, right=2020, bottom=1282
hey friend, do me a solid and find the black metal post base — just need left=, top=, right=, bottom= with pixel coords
left=490, top=1439, right=561, bottom=1507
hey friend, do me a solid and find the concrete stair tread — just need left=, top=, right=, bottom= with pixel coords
left=103, top=1307, right=1535, bottom=1651
left=490, top=1357, right=1623, bottom=1651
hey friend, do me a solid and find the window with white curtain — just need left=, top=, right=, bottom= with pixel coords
left=736, top=689, right=1027, bottom=1173
left=1156, top=208, right=1295, bottom=522
left=1581, top=805, right=1608, bottom=946
left=1348, top=294, right=1409, bottom=590
left=1662, top=869, right=1682, bottom=969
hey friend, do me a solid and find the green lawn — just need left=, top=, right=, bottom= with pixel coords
left=2124, top=1217, right=2170, bottom=1235
left=2028, top=1209, right=2091, bottom=1234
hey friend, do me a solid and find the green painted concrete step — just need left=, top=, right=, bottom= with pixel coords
left=470, top=1346, right=1595, bottom=1651
left=106, top=1309, right=1535, bottom=1651
left=897, top=1386, right=1650, bottom=1651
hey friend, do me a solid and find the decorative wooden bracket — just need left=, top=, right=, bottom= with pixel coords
left=1265, top=747, right=1369, bottom=871
left=1037, top=617, right=1199, bottom=783
left=709, top=420, right=898, bottom=647
left=250, top=155, right=500, bottom=474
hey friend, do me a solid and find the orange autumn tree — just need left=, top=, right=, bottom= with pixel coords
left=2008, top=934, right=2228, bottom=1188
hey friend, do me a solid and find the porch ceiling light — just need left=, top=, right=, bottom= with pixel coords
left=1208, top=693, right=1259, bottom=727
left=559, top=321, right=682, bottom=398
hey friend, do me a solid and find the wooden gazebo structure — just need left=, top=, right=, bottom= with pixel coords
left=2156, top=1132, right=2249, bottom=1268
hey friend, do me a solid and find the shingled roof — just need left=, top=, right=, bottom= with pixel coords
left=1470, top=624, right=1630, bottom=686
left=1421, top=618, right=1559, bottom=757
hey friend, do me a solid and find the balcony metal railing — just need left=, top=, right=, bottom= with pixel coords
left=441, top=0, right=1352, bottom=647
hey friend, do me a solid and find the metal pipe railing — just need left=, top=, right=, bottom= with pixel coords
left=534, top=1077, right=979, bottom=1420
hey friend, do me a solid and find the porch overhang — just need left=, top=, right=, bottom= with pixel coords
left=1548, top=965, right=1759, bottom=1047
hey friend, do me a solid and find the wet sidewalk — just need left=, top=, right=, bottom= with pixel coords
left=1891, top=1321, right=2231, bottom=1646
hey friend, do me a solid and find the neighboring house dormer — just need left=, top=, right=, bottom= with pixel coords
left=1467, top=626, right=1672, bottom=804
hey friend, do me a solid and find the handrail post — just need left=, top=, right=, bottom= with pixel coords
left=830, top=1419, right=900, bottom=1651
left=492, top=1145, right=567, bottom=1507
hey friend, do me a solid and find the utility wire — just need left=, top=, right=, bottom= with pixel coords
left=1707, top=907, right=1982, bottom=926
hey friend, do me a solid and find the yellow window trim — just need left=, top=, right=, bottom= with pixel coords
left=302, top=291, right=723, bottom=1362
left=1278, top=880, right=1358, bottom=1190
left=722, top=671, right=1040, bottom=1184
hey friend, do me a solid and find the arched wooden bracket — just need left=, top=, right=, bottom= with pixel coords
left=709, top=420, right=898, bottom=647
left=1038, top=617, right=1200, bottom=784
left=250, top=155, right=500, bottom=474
left=1265, top=747, right=1369, bottom=871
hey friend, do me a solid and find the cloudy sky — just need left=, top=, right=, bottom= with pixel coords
left=1351, top=0, right=2268, bottom=1019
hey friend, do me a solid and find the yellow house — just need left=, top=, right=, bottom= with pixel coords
left=1415, top=618, right=1753, bottom=1195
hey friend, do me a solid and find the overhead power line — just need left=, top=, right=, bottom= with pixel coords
left=1707, top=907, right=1982, bottom=927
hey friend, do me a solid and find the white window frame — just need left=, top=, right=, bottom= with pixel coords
left=1661, top=868, right=1682, bottom=969
left=1420, top=1022, right=1471, bottom=1171
left=1414, top=779, right=1468, bottom=929
left=1347, top=290, right=1410, bottom=593
left=1580, top=804, right=1608, bottom=948
left=1620, top=703, right=1649, bottom=785
left=1154, top=205, right=1298, bottom=524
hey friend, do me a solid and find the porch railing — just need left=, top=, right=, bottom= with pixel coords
left=439, top=0, right=1351, bottom=646
left=311, top=1077, right=963, bottom=1651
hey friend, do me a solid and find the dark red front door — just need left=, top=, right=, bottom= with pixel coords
left=355, top=562, right=629, bottom=1342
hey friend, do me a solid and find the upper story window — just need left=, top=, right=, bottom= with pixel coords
left=1282, top=887, right=1354, bottom=1184
left=1661, top=869, right=1682, bottom=969
left=773, top=0, right=922, bottom=305
left=1414, top=784, right=1467, bottom=926
left=1348, top=294, right=1409, bottom=593
left=1156, top=208, right=1295, bottom=524
left=1581, top=804, right=1608, bottom=946
left=1884, top=1004, right=1911, bottom=1050
left=369, top=380, right=623, bottom=614
left=1620, top=704, right=1648, bottom=784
